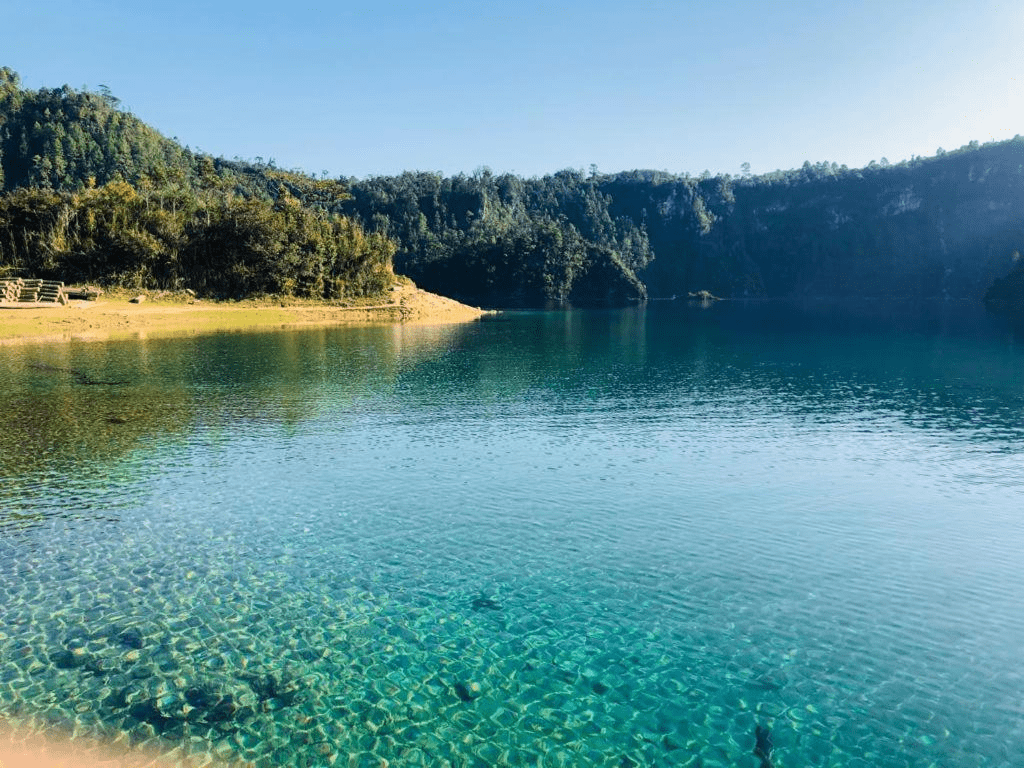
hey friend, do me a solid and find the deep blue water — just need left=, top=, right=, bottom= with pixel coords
left=2, top=300, right=1024, bottom=767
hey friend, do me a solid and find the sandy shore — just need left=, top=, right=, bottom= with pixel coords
left=0, top=283, right=492, bottom=345
left=0, top=731, right=185, bottom=768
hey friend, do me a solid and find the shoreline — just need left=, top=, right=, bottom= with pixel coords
left=0, top=283, right=493, bottom=345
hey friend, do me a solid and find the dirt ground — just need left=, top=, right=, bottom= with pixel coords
left=0, top=283, right=492, bottom=345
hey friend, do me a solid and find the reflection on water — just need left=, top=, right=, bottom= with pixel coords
left=2, top=301, right=1024, bottom=767
left=1, top=323, right=475, bottom=524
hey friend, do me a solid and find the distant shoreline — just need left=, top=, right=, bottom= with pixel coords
left=0, top=283, right=492, bottom=345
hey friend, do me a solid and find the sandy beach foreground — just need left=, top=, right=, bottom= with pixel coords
left=0, top=282, right=491, bottom=345
left=0, top=730, right=185, bottom=768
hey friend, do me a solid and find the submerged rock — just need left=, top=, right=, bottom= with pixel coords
left=129, top=699, right=172, bottom=731
left=452, top=680, right=481, bottom=702
left=749, top=671, right=787, bottom=691
left=117, top=627, right=145, bottom=649
left=104, top=687, right=131, bottom=709
left=242, top=671, right=300, bottom=708
left=185, top=686, right=218, bottom=709
left=50, top=648, right=90, bottom=670
left=754, top=723, right=774, bottom=768
left=206, top=694, right=241, bottom=723
left=84, top=655, right=111, bottom=676
left=181, top=687, right=244, bottom=724
left=29, top=362, right=126, bottom=386
left=470, top=596, right=502, bottom=611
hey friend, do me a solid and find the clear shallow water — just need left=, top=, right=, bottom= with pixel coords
left=2, top=301, right=1024, bottom=767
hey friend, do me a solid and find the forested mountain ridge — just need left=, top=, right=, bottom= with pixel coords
left=3, top=67, right=1023, bottom=306
left=337, top=170, right=651, bottom=306
left=0, top=68, right=188, bottom=192
left=0, top=68, right=394, bottom=298
left=607, top=144, right=1024, bottom=300
left=340, top=142, right=1024, bottom=304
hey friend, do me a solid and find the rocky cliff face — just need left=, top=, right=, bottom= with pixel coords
left=604, top=141, right=1024, bottom=300
left=984, top=253, right=1024, bottom=317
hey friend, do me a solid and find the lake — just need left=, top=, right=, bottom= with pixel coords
left=2, top=300, right=1023, bottom=767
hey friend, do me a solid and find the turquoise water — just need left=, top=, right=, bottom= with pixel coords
left=2, top=301, right=1024, bottom=767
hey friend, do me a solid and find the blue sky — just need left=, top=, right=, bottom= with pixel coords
left=4, top=0, right=1022, bottom=179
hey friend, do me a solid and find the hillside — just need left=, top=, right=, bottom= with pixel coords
left=3, top=67, right=1023, bottom=308
left=607, top=146, right=1024, bottom=301
left=340, top=144, right=1024, bottom=305
left=0, top=68, right=394, bottom=300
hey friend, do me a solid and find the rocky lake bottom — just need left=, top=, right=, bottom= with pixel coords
left=3, top=300, right=1024, bottom=767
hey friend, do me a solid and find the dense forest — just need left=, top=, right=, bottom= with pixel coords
left=338, top=170, right=650, bottom=305
left=340, top=144, right=1024, bottom=304
left=3, top=67, right=1023, bottom=307
left=0, top=68, right=393, bottom=299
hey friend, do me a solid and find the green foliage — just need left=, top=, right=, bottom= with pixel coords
left=0, top=80, right=192, bottom=193
left=340, top=169, right=650, bottom=306
left=0, top=70, right=391, bottom=298
left=0, top=178, right=393, bottom=297
left=179, top=192, right=393, bottom=298
left=3, top=67, right=1024, bottom=305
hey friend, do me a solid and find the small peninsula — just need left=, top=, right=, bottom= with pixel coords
left=0, top=280, right=489, bottom=345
